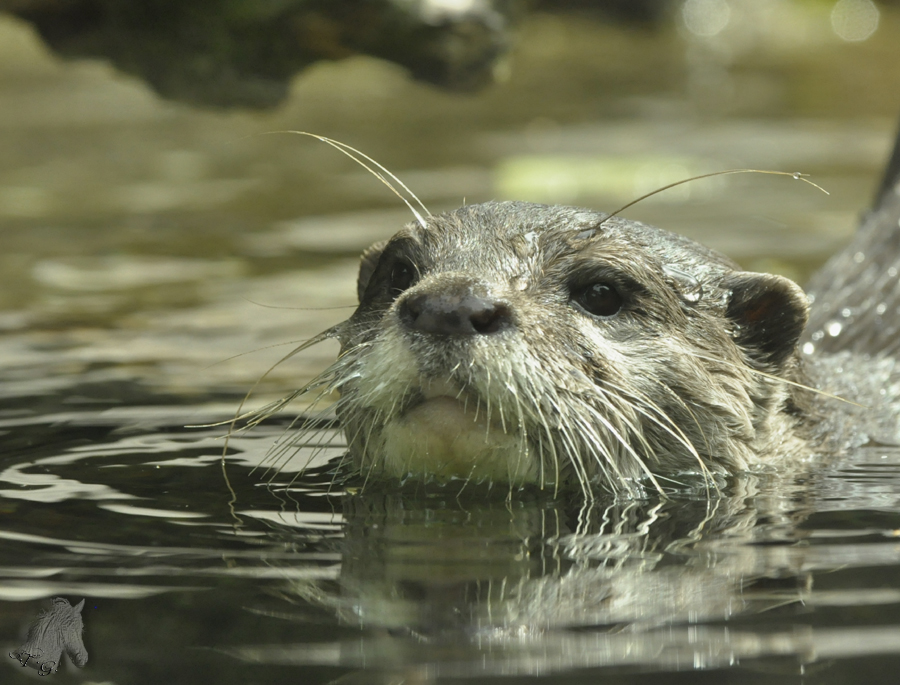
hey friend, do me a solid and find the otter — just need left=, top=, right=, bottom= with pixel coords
left=284, top=133, right=900, bottom=497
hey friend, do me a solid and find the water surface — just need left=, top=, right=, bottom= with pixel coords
left=2, top=3, right=900, bottom=683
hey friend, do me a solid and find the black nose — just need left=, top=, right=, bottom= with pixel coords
left=399, top=287, right=513, bottom=336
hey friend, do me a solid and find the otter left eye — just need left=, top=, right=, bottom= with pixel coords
left=388, top=260, right=416, bottom=299
left=573, top=283, right=623, bottom=318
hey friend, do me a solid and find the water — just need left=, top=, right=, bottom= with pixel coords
left=2, top=3, right=900, bottom=683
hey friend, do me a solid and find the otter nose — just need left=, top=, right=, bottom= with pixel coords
left=399, top=289, right=512, bottom=336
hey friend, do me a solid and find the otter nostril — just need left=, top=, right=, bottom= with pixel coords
left=400, top=292, right=512, bottom=336
left=469, top=302, right=511, bottom=334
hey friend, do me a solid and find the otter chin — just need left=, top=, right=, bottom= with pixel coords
left=381, top=393, right=532, bottom=483
left=347, top=341, right=539, bottom=484
left=315, top=199, right=834, bottom=496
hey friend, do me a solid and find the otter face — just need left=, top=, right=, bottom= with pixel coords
left=332, top=201, right=810, bottom=494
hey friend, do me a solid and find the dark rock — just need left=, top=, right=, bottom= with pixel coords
left=0, top=0, right=672, bottom=109
left=2, top=0, right=520, bottom=108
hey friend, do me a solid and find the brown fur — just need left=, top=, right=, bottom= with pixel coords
left=326, top=201, right=815, bottom=495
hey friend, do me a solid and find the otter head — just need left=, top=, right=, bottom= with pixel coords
left=334, top=201, right=809, bottom=494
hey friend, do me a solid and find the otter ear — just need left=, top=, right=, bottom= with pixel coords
left=357, top=240, right=388, bottom=302
left=723, top=272, right=808, bottom=367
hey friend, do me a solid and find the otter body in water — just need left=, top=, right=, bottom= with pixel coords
left=304, top=147, right=900, bottom=495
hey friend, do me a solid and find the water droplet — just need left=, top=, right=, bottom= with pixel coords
left=682, top=286, right=703, bottom=304
left=888, top=267, right=898, bottom=278
left=877, top=303, right=887, bottom=315
left=853, top=251, right=866, bottom=263
left=663, top=265, right=703, bottom=303
left=802, top=342, right=815, bottom=355
left=812, top=330, right=824, bottom=341
left=792, top=172, right=802, bottom=180
left=826, top=321, right=843, bottom=337
left=841, top=307, right=853, bottom=318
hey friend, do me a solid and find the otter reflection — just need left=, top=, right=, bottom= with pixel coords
left=266, top=476, right=824, bottom=677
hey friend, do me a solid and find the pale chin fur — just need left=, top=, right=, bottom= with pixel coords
left=349, top=329, right=537, bottom=484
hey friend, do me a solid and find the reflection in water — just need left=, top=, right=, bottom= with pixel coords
left=222, top=457, right=900, bottom=678
left=1, top=401, right=900, bottom=682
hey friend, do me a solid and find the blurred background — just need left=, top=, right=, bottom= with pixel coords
left=1, top=0, right=899, bottom=406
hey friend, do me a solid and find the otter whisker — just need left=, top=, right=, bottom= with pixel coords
left=576, top=406, right=657, bottom=496
left=293, top=425, right=347, bottom=488
left=360, top=416, right=385, bottom=492
left=456, top=461, right=480, bottom=497
left=225, top=322, right=345, bottom=430
left=506, top=371, right=532, bottom=486
left=244, top=378, right=333, bottom=432
left=271, top=130, right=431, bottom=228
left=534, top=426, right=547, bottom=491
left=261, top=389, right=341, bottom=482
left=486, top=367, right=499, bottom=431
left=524, top=383, right=562, bottom=493
left=327, top=451, right=352, bottom=496
left=334, top=413, right=371, bottom=484
left=251, top=354, right=356, bottom=442
left=261, top=414, right=331, bottom=479
left=578, top=407, right=634, bottom=488
left=647, top=473, right=692, bottom=489
left=593, top=384, right=661, bottom=465
left=640, top=381, right=718, bottom=492
left=685, top=350, right=863, bottom=408
left=515, top=379, right=544, bottom=488
left=553, top=410, right=594, bottom=500
left=599, top=376, right=718, bottom=491
left=560, top=395, right=624, bottom=484
left=256, top=414, right=316, bottom=480
left=567, top=406, right=624, bottom=496
left=202, top=335, right=339, bottom=372
left=598, top=168, right=828, bottom=228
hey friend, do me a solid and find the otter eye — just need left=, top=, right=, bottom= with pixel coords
left=573, top=283, right=623, bottom=318
left=388, top=260, right=416, bottom=298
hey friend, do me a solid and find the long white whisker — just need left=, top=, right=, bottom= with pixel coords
left=269, top=130, right=430, bottom=228
left=686, top=350, right=862, bottom=407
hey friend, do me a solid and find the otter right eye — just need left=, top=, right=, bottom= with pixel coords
left=389, top=261, right=416, bottom=298
left=573, top=283, right=623, bottom=318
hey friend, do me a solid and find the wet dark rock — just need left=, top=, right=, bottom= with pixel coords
left=0, top=0, right=671, bottom=109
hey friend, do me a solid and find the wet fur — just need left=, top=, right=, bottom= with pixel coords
left=248, top=128, right=900, bottom=497
left=324, top=203, right=816, bottom=495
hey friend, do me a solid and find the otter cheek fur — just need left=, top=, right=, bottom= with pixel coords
left=334, top=201, right=812, bottom=493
